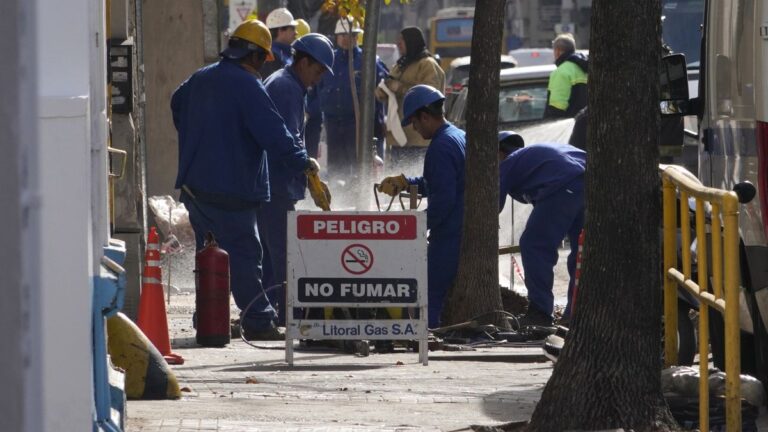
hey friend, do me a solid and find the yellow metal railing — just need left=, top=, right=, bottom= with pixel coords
left=661, top=164, right=741, bottom=432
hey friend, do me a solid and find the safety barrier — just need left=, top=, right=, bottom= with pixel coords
left=661, top=164, right=741, bottom=432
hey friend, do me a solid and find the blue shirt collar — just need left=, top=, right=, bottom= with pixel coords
left=285, top=65, right=307, bottom=92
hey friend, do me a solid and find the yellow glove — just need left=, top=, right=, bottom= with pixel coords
left=378, top=174, right=409, bottom=197
left=319, top=181, right=331, bottom=206
left=305, top=157, right=320, bottom=174
left=307, top=171, right=331, bottom=211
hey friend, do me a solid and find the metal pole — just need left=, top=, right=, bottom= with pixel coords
left=723, top=193, right=741, bottom=431
left=359, top=0, right=382, bottom=193
left=661, top=175, right=678, bottom=366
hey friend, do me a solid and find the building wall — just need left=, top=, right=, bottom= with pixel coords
left=143, top=0, right=205, bottom=199
left=34, top=0, right=110, bottom=428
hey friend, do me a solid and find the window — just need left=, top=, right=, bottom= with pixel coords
left=498, top=84, right=549, bottom=123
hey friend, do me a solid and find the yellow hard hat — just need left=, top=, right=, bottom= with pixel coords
left=295, top=18, right=311, bottom=37
left=223, top=19, right=275, bottom=61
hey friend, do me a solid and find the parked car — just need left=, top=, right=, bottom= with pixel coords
left=447, top=65, right=556, bottom=130
left=445, top=54, right=518, bottom=95
left=507, top=48, right=554, bottom=67
left=444, top=55, right=518, bottom=112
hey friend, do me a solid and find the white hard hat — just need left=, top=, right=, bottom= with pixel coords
left=334, top=18, right=363, bottom=35
left=266, top=8, right=297, bottom=29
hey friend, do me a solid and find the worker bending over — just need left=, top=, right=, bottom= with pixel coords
left=259, top=33, right=335, bottom=325
left=498, top=132, right=585, bottom=326
left=171, top=20, right=318, bottom=340
left=377, top=85, right=466, bottom=328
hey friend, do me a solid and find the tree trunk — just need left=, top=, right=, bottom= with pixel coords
left=527, top=1, right=679, bottom=430
left=441, top=0, right=506, bottom=326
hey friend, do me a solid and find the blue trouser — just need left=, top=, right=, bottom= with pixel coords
left=427, top=234, right=461, bottom=328
left=324, top=118, right=357, bottom=178
left=256, top=196, right=296, bottom=326
left=183, top=197, right=277, bottom=332
left=305, top=113, right=322, bottom=159
left=519, top=180, right=584, bottom=318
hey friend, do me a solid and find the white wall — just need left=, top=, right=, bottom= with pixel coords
left=35, top=0, right=110, bottom=428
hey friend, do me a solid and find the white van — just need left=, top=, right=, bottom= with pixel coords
left=665, top=0, right=768, bottom=392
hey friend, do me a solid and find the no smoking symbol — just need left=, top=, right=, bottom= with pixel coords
left=341, top=244, right=374, bottom=275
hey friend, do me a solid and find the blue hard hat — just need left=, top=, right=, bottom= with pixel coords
left=292, top=33, right=335, bottom=74
left=498, top=130, right=524, bottom=153
left=401, top=84, right=445, bottom=127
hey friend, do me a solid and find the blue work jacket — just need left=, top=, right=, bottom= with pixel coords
left=407, top=123, right=466, bottom=238
left=499, top=143, right=586, bottom=209
left=171, top=58, right=307, bottom=203
left=260, top=42, right=294, bottom=78
left=317, top=46, right=388, bottom=121
left=306, top=87, right=321, bottom=118
left=272, top=42, right=293, bottom=68
left=264, top=66, right=309, bottom=200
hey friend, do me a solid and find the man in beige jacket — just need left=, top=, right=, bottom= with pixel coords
left=375, top=26, right=445, bottom=169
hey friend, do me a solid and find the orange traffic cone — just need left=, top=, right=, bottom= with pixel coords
left=137, top=227, right=184, bottom=365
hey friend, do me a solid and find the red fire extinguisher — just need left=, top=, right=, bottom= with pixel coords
left=195, top=232, right=230, bottom=347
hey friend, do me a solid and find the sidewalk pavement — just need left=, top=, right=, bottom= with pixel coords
left=126, top=295, right=552, bottom=432
left=126, top=294, right=768, bottom=432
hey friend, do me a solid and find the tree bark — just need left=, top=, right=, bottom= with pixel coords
left=442, top=0, right=506, bottom=326
left=527, top=1, right=679, bottom=430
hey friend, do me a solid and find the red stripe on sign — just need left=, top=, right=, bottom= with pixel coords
left=297, top=214, right=417, bottom=239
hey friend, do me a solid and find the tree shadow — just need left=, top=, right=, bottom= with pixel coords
left=220, top=362, right=391, bottom=372
left=429, top=353, right=548, bottom=363
left=478, top=388, right=544, bottom=423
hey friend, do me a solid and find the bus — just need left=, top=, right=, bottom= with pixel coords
left=428, top=7, right=476, bottom=70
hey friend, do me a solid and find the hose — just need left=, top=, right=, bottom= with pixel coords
left=238, top=283, right=285, bottom=350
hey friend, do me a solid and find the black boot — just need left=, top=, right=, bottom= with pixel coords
left=513, top=306, right=553, bottom=329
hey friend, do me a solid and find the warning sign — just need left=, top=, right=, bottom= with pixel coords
left=297, top=214, right=417, bottom=240
left=298, top=278, right=417, bottom=303
left=341, top=244, right=373, bottom=274
left=228, top=0, right=257, bottom=31
left=286, top=211, right=428, bottom=365
left=294, top=320, right=427, bottom=340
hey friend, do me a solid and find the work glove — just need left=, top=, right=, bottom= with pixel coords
left=305, top=157, right=320, bottom=174
left=306, top=170, right=332, bottom=211
left=319, top=181, right=332, bottom=206
left=378, top=174, right=409, bottom=197
left=308, top=180, right=331, bottom=210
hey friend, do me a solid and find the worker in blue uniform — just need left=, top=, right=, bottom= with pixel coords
left=305, top=88, right=322, bottom=158
left=260, top=8, right=298, bottom=78
left=295, top=19, right=322, bottom=158
left=497, top=131, right=586, bottom=326
left=318, top=18, right=388, bottom=179
left=259, top=33, right=335, bottom=325
left=377, top=85, right=466, bottom=328
left=171, top=20, right=319, bottom=340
